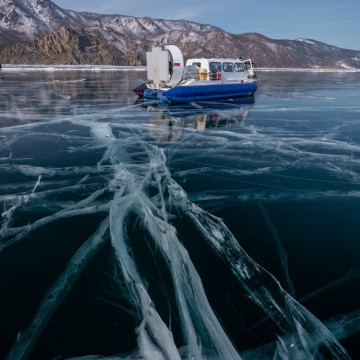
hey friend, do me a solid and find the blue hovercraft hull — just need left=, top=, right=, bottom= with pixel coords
left=144, top=82, right=257, bottom=103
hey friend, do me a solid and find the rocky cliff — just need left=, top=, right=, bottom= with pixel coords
left=0, top=26, right=142, bottom=65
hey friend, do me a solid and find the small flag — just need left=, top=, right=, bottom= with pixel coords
left=174, top=63, right=181, bottom=67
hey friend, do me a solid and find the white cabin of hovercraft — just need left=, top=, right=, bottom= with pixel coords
left=184, top=58, right=256, bottom=82
left=146, top=46, right=256, bottom=87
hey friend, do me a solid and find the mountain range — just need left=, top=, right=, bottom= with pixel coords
left=1, top=0, right=360, bottom=68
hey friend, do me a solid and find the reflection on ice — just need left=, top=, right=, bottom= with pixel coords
left=145, top=99, right=255, bottom=142
left=1, top=70, right=360, bottom=359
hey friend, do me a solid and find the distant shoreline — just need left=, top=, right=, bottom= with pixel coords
left=1, top=65, right=147, bottom=72
left=2, top=64, right=360, bottom=72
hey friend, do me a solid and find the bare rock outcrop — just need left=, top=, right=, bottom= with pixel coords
left=0, top=26, right=139, bottom=65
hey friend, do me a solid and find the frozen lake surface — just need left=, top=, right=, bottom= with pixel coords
left=0, top=68, right=360, bottom=360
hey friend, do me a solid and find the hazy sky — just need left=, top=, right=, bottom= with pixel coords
left=52, top=0, right=360, bottom=50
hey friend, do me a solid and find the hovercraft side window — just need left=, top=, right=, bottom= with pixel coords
left=222, top=62, right=234, bottom=72
left=209, top=62, right=221, bottom=72
left=234, top=63, right=245, bottom=72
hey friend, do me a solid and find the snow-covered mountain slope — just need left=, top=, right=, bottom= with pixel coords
left=0, top=0, right=221, bottom=45
left=0, top=0, right=81, bottom=43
